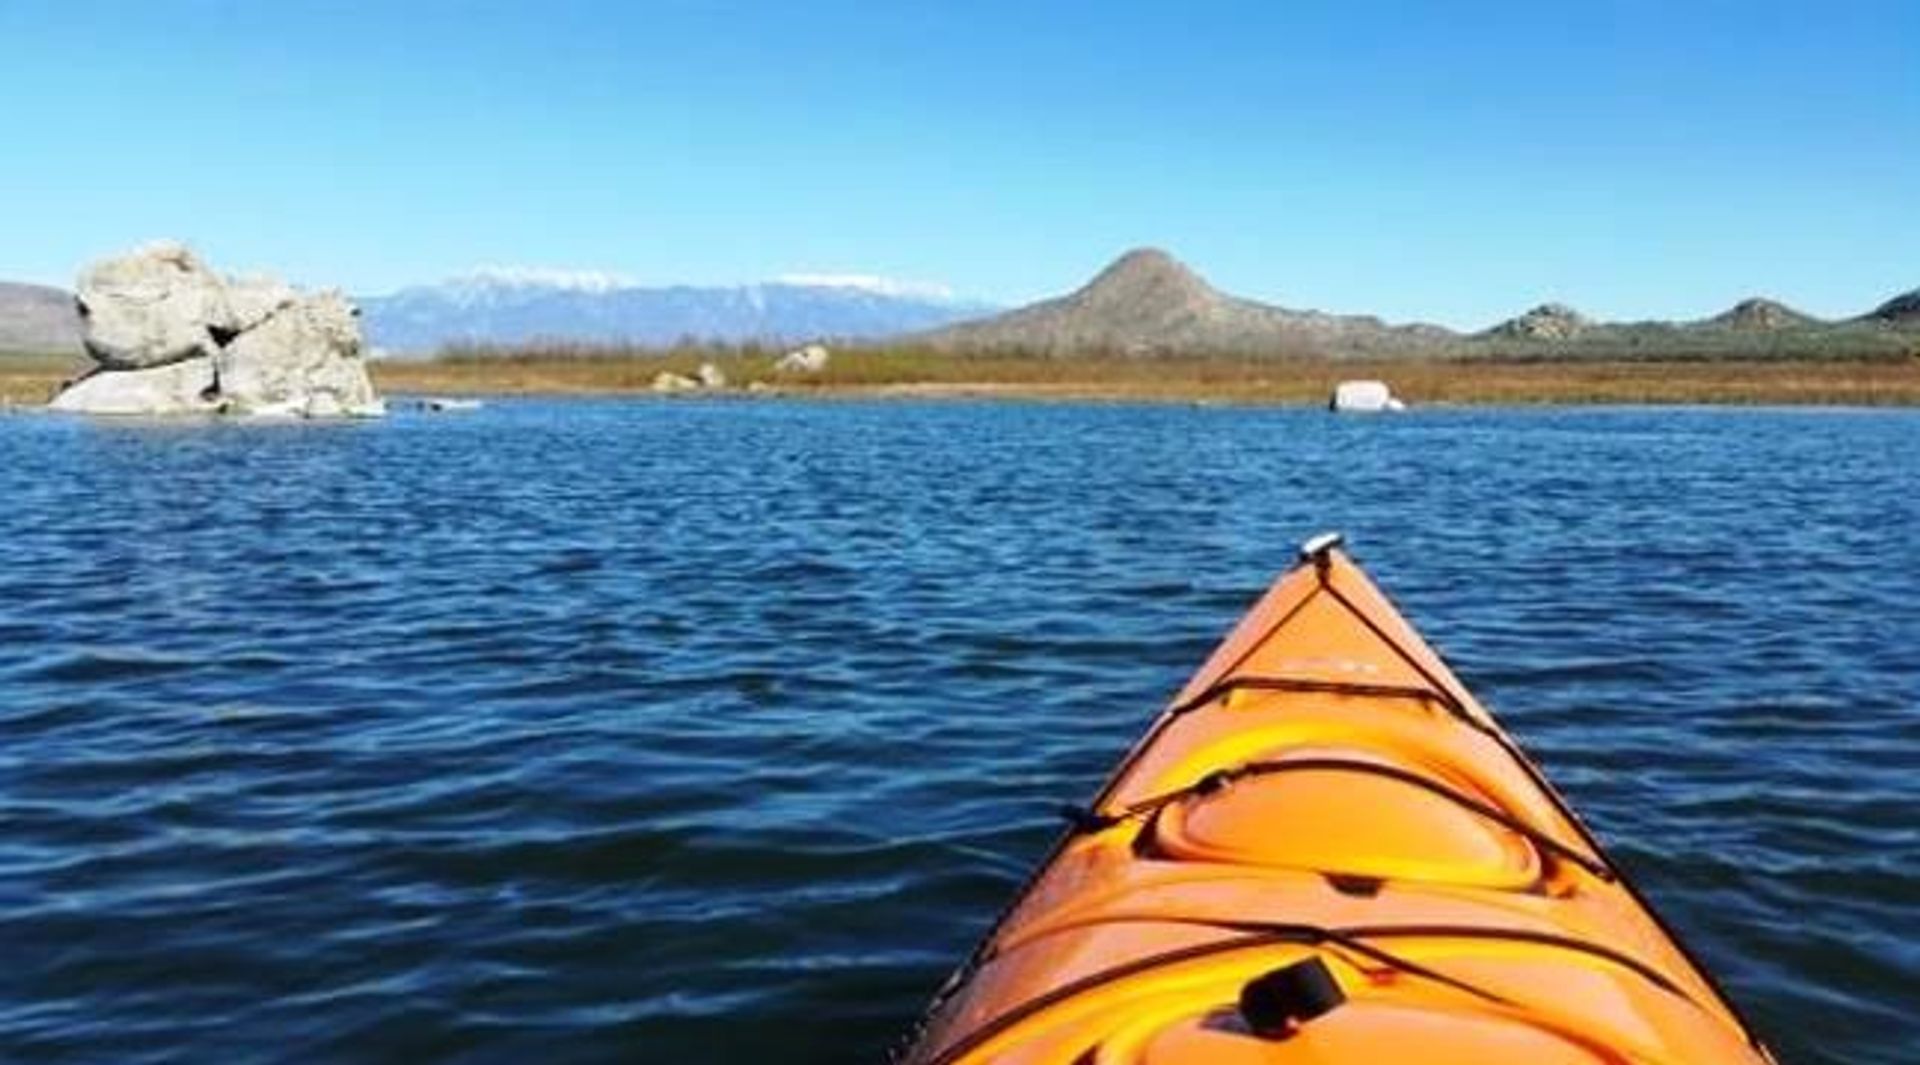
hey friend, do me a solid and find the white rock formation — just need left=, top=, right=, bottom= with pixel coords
left=695, top=361, right=727, bottom=389
left=75, top=241, right=235, bottom=369
left=775, top=343, right=831, bottom=374
left=225, top=273, right=300, bottom=333
left=49, top=357, right=220, bottom=416
left=216, top=291, right=382, bottom=416
left=1330, top=380, right=1406, bottom=413
left=52, top=242, right=384, bottom=418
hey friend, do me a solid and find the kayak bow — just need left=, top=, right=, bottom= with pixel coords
left=898, top=534, right=1771, bottom=1065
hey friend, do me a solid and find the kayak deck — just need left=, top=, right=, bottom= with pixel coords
left=898, top=536, right=1771, bottom=1064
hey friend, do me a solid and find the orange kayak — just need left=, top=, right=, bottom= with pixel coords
left=897, top=534, right=1772, bottom=1064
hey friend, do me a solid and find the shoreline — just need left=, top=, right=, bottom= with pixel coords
left=371, top=351, right=1920, bottom=408
left=10, top=352, right=1920, bottom=408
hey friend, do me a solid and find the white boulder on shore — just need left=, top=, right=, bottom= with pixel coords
left=50, top=241, right=384, bottom=418
left=651, top=361, right=734, bottom=394
left=651, top=371, right=700, bottom=393
left=774, top=343, right=830, bottom=374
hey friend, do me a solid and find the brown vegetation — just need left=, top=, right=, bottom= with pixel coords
left=0, top=354, right=85, bottom=406
left=13, top=344, right=1920, bottom=408
left=371, top=344, right=1920, bottom=407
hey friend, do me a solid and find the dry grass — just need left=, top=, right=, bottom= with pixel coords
left=372, top=345, right=1920, bottom=407
left=0, top=354, right=86, bottom=407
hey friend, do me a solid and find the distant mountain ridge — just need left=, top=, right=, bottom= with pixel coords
left=0, top=282, right=83, bottom=354
left=6, top=252, right=1917, bottom=359
left=358, top=272, right=997, bottom=354
left=913, top=248, right=1919, bottom=359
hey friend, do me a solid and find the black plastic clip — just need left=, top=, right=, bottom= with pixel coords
left=1240, top=956, right=1348, bottom=1039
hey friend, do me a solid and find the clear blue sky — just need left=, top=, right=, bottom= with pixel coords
left=2, top=1, right=1914, bottom=327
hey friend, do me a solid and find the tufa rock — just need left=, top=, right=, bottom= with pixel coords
left=225, top=274, right=301, bottom=333
left=49, top=357, right=221, bottom=416
left=51, top=242, right=384, bottom=418
left=695, top=361, right=727, bottom=389
left=215, top=291, right=382, bottom=416
left=76, top=241, right=236, bottom=369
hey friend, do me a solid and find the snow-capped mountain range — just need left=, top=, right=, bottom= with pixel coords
left=358, top=269, right=996, bottom=354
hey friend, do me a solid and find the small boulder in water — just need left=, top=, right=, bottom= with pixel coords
left=421, top=397, right=483, bottom=412
left=1329, top=380, right=1406, bottom=413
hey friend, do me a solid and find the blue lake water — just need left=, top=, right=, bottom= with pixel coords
left=1, top=399, right=1915, bottom=1064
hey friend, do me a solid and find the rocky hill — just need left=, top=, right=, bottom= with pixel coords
left=0, top=282, right=83, bottom=355
left=1487, top=303, right=1591, bottom=341
left=911, top=249, right=1450, bottom=357
left=1865, top=289, right=1920, bottom=326
left=913, top=249, right=1916, bottom=359
left=1707, top=297, right=1817, bottom=332
left=1471, top=292, right=1912, bottom=360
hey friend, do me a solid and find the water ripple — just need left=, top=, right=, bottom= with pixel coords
left=1, top=401, right=1916, bottom=1064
